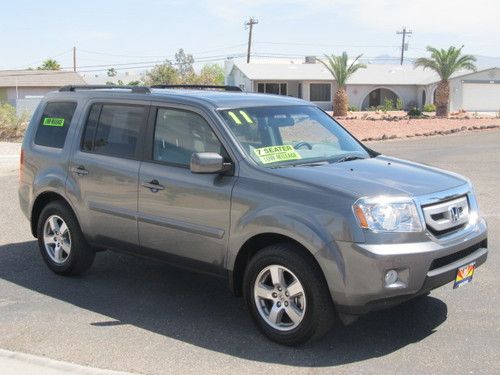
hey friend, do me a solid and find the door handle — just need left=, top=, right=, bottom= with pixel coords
left=71, top=165, right=89, bottom=176
left=142, top=179, right=165, bottom=192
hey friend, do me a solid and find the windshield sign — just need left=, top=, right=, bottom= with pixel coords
left=253, top=145, right=302, bottom=164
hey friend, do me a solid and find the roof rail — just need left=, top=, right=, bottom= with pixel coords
left=59, top=85, right=151, bottom=94
left=150, top=84, right=243, bottom=92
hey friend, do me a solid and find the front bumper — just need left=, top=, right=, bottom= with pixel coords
left=317, top=218, right=488, bottom=315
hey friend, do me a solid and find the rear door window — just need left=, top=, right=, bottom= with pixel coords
left=82, top=104, right=147, bottom=159
left=34, top=101, right=77, bottom=148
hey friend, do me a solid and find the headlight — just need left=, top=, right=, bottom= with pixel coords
left=353, top=196, right=423, bottom=232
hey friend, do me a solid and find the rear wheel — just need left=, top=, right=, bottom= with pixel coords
left=243, top=243, right=335, bottom=346
left=37, top=201, right=95, bottom=275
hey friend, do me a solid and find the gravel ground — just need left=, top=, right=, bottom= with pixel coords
left=338, top=117, right=500, bottom=140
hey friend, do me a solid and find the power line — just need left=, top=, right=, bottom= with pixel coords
left=254, top=41, right=400, bottom=48
left=77, top=43, right=247, bottom=59
left=0, top=55, right=245, bottom=78
left=9, top=49, right=73, bottom=70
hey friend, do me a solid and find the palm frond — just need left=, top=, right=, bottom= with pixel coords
left=414, top=45, right=477, bottom=80
left=317, top=52, right=366, bottom=87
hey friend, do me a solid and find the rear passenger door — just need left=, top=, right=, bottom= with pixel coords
left=68, top=101, right=149, bottom=248
left=137, top=106, right=236, bottom=274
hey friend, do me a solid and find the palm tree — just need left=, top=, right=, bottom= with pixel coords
left=415, top=46, right=476, bottom=117
left=37, top=59, right=61, bottom=71
left=317, top=52, right=366, bottom=116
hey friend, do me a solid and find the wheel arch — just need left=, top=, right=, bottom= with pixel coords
left=30, top=191, right=77, bottom=238
left=229, top=232, right=327, bottom=297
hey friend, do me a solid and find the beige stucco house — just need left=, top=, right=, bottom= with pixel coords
left=225, top=59, right=500, bottom=112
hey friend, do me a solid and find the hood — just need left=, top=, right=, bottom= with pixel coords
left=270, top=155, right=467, bottom=198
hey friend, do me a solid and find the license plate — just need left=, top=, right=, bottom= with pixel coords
left=453, top=262, right=476, bottom=289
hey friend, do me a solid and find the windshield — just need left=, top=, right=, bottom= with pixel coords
left=219, top=105, right=369, bottom=167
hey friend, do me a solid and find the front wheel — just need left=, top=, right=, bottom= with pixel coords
left=243, top=243, right=335, bottom=346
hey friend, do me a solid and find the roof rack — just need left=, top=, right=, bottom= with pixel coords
left=150, top=84, right=243, bottom=92
left=59, top=85, right=151, bottom=94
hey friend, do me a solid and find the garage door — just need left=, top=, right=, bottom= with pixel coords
left=462, top=82, right=500, bottom=111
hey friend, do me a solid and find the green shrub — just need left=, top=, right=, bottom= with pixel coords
left=348, top=105, right=359, bottom=112
left=407, top=107, right=423, bottom=118
left=396, top=98, right=403, bottom=110
left=423, top=103, right=436, bottom=112
left=0, top=103, right=29, bottom=140
left=382, top=98, right=394, bottom=112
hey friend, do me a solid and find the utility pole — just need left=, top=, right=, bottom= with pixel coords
left=245, top=17, right=258, bottom=63
left=73, top=46, right=76, bottom=72
left=396, top=27, right=412, bottom=65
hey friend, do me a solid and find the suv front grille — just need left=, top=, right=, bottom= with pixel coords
left=422, top=195, right=469, bottom=236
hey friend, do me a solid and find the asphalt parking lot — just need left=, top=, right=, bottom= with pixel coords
left=0, top=131, right=499, bottom=374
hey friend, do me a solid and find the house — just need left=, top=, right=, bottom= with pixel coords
left=0, top=70, right=86, bottom=115
left=80, top=70, right=145, bottom=85
left=225, top=59, right=500, bottom=112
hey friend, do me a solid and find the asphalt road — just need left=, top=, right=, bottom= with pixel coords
left=0, top=131, right=499, bottom=375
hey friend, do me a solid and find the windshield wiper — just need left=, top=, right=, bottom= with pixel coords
left=270, top=161, right=327, bottom=168
left=333, top=155, right=366, bottom=164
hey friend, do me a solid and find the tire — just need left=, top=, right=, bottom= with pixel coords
left=36, top=200, right=95, bottom=275
left=243, top=242, right=335, bottom=346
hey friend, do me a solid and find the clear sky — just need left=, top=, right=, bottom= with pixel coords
left=1, top=0, right=499, bottom=72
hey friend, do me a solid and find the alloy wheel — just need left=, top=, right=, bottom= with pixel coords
left=253, top=264, right=306, bottom=331
left=43, top=215, right=72, bottom=264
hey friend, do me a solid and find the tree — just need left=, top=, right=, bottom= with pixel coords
left=37, top=59, right=61, bottom=71
left=143, top=49, right=225, bottom=86
left=196, top=64, right=225, bottom=85
left=107, top=68, right=117, bottom=77
left=174, top=49, right=195, bottom=83
left=415, top=46, right=476, bottom=117
left=317, top=52, right=366, bottom=117
left=143, top=60, right=179, bottom=85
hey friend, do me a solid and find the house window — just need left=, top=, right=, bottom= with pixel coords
left=310, top=83, right=331, bottom=101
left=256, top=82, right=287, bottom=95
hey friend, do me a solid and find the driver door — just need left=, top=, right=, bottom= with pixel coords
left=137, top=106, right=236, bottom=275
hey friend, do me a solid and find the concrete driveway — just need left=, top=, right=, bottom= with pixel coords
left=0, top=131, right=499, bottom=374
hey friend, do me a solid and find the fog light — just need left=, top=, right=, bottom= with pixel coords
left=385, top=269, right=399, bottom=285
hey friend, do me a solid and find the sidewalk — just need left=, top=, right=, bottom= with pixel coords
left=0, top=349, right=139, bottom=375
left=0, top=142, right=21, bottom=156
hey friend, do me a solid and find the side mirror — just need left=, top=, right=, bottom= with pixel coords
left=190, top=152, right=231, bottom=174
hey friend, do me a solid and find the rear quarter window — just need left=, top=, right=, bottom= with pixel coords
left=34, top=101, right=77, bottom=148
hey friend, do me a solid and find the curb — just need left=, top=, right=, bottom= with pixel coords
left=0, top=349, right=140, bottom=375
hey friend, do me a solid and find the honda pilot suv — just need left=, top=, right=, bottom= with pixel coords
left=19, top=85, right=488, bottom=346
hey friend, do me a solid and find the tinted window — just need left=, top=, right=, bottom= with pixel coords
left=34, top=102, right=77, bottom=148
left=310, top=83, right=331, bottom=101
left=83, top=104, right=145, bottom=158
left=153, top=108, right=223, bottom=166
left=81, top=105, right=101, bottom=152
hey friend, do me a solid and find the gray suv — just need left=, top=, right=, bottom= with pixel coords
left=19, top=85, right=488, bottom=346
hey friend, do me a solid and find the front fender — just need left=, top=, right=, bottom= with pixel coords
left=229, top=206, right=328, bottom=260
left=227, top=204, right=347, bottom=283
